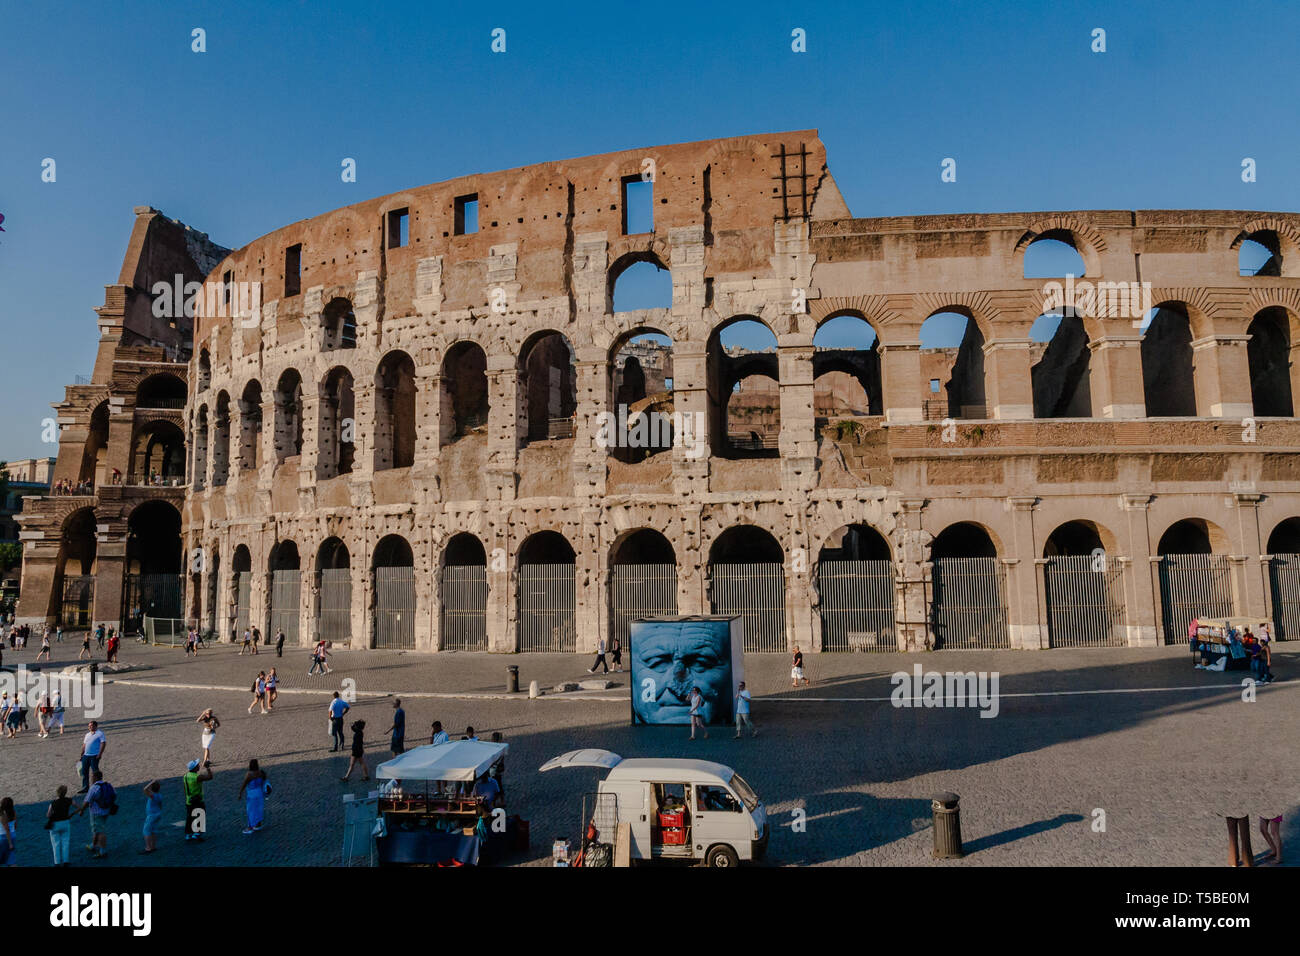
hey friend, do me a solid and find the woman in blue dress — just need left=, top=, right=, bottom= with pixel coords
left=239, top=759, right=269, bottom=834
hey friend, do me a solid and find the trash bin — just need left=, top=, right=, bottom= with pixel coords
left=506, top=665, right=519, bottom=693
left=931, top=791, right=963, bottom=859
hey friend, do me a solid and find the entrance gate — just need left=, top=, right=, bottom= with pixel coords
left=234, top=572, right=251, bottom=639
left=318, top=568, right=352, bottom=644
left=710, top=563, right=786, bottom=652
left=374, top=566, right=415, bottom=649
left=930, top=557, right=1009, bottom=649
left=1269, top=553, right=1300, bottom=640
left=1043, top=555, right=1125, bottom=647
left=441, top=565, right=487, bottom=651
left=59, top=575, right=94, bottom=628
left=610, top=564, right=678, bottom=649
left=269, top=570, right=301, bottom=645
left=518, top=564, right=576, bottom=652
left=123, top=573, right=184, bottom=630
left=1158, top=554, right=1233, bottom=644
left=818, top=559, right=896, bottom=652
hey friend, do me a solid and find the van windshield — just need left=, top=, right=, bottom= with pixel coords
left=728, top=772, right=759, bottom=811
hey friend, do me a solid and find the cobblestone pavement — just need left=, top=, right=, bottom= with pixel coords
left=0, top=638, right=1294, bottom=867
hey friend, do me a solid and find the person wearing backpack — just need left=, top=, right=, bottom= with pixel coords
left=77, top=770, right=116, bottom=859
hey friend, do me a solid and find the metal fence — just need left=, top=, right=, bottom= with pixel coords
left=1043, top=555, right=1126, bottom=647
left=710, top=562, right=787, bottom=652
left=818, top=559, right=897, bottom=652
left=269, top=570, right=301, bottom=645
left=1158, top=553, right=1233, bottom=644
left=234, top=572, right=251, bottom=639
left=518, top=564, right=576, bottom=652
left=930, top=557, right=1009, bottom=649
left=441, top=565, right=487, bottom=650
left=318, top=568, right=352, bottom=644
left=610, top=564, right=679, bottom=649
left=1270, top=554, right=1300, bottom=641
left=124, top=573, right=184, bottom=624
left=374, top=566, right=416, bottom=649
left=59, top=575, right=94, bottom=628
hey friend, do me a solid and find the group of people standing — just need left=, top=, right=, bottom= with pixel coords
left=0, top=689, right=64, bottom=738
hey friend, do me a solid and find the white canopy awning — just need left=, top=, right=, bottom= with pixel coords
left=538, top=749, right=623, bottom=772
left=376, top=740, right=508, bottom=782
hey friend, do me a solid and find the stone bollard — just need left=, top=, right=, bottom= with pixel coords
left=528, top=679, right=540, bottom=699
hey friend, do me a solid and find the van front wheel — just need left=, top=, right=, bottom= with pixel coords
left=705, top=845, right=739, bottom=868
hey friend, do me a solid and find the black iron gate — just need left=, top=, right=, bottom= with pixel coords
left=610, top=564, right=678, bottom=649
left=518, top=564, right=576, bottom=652
left=818, top=559, right=896, bottom=652
left=318, top=568, right=352, bottom=644
left=930, top=557, right=1009, bottom=649
left=710, top=562, right=786, bottom=652
left=269, top=570, right=301, bottom=645
left=1043, top=555, right=1126, bottom=647
left=59, top=574, right=94, bottom=628
left=1268, top=553, right=1299, bottom=641
left=233, top=571, right=251, bottom=639
left=441, top=565, right=487, bottom=651
left=374, top=566, right=415, bottom=649
left=123, top=573, right=184, bottom=629
left=1158, top=553, right=1233, bottom=644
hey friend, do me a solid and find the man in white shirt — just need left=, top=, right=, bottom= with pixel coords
left=430, top=720, right=450, bottom=745
left=734, top=681, right=756, bottom=738
left=79, top=720, right=107, bottom=793
left=689, top=687, right=708, bottom=740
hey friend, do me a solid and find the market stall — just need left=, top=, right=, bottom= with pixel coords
left=1188, top=616, right=1273, bottom=672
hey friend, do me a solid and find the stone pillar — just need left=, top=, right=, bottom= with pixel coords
left=1119, top=494, right=1159, bottom=646
left=487, top=529, right=512, bottom=652
left=1229, top=493, right=1267, bottom=618
left=573, top=356, right=607, bottom=500
left=670, top=342, right=710, bottom=498
left=15, top=540, right=60, bottom=626
left=894, top=497, right=929, bottom=651
left=350, top=562, right=369, bottom=651
left=879, top=343, right=923, bottom=423
left=93, top=535, right=127, bottom=628
left=1004, top=496, right=1044, bottom=649
left=258, top=400, right=277, bottom=483
left=575, top=510, right=602, bottom=654
left=486, top=361, right=519, bottom=503
left=983, top=341, right=1034, bottom=420
left=787, top=517, right=814, bottom=652
left=778, top=345, right=817, bottom=492
left=1088, top=336, right=1146, bottom=418
left=1192, top=334, right=1253, bottom=418
left=678, top=509, right=706, bottom=616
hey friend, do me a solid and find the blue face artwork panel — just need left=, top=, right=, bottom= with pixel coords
left=630, top=617, right=737, bottom=725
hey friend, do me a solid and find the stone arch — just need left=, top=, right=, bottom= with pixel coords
left=273, top=369, right=304, bottom=464
left=79, top=401, right=111, bottom=487
left=930, top=520, right=1001, bottom=559
left=1266, top=517, right=1300, bottom=554
left=1156, top=517, right=1229, bottom=555
left=322, top=296, right=357, bottom=350
left=708, top=524, right=786, bottom=652
left=1247, top=307, right=1294, bottom=416
left=136, top=372, right=187, bottom=409
left=211, top=390, right=232, bottom=486
left=1043, top=518, right=1119, bottom=557
left=318, top=366, right=356, bottom=478
left=609, top=327, right=675, bottom=462
left=374, top=349, right=416, bottom=470
left=1232, top=218, right=1300, bottom=278
left=518, top=331, right=576, bottom=446
left=197, top=349, right=211, bottom=392
left=920, top=306, right=986, bottom=420
left=125, top=499, right=184, bottom=621
left=238, top=379, right=263, bottom=471
left=1030, top=310, right=1093, bottom=418
left=1014, top=218, right=1106, bottom=277
left=1022, top=229, right=1090, bottom=278
left=1140, top=302, right=1197, bottom=417
left=131, top=419, right=186, bottom=484
left=707, top=315, right=780, bottom=458
left=609, top=250, right=672, bottom=313
left=813, top=312, right=882, bottom=418
left=440, top=340, right=489, bottom=445
left=54, top=506, right=99, bottom=626
left=193, top=403, right=209, bottom=490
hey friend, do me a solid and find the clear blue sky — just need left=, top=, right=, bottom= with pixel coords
left=2, top=0, right=1297, bottom=458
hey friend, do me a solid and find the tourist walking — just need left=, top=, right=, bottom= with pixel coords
left=79, top=632, right=92, bottom=660
left=46, top=785, right=73, bottom=866
left=689, top=686, right=708, bottom=740
left=328, top=692, right=349, bottom=751
left=95, top=623, right=105, bottom=649
left=36, top=632, right=51, bottom=661
left=185, top=628, right=196, bottom=656
left=36, top=692, right=52, bottom=737
left=251, top=626, right=261, bottom=654
left=385, top=698, right=406, bottom=755
left=182, top=759, right=213, bottom=842
left=734, top=681, right=756, bottom=738
left=610, top=635, right=623, bottom=672
left=49, top=689, right=65, bottom=735
left=248, top=672, right=269, bottom=714
left=240, top=627, right=252, bottom=655
left=77, top=771, right=116, bottom=859
left=588, top=637, right=609, bottom=674
left=791, top=646, right=810, bottom=688
left=140, top=780, right=162, bottom=854
left=239, top=759, right=269, bottom=833
left=78, top=720, right=107, bottom=792
left=56, top=625, right=64, bottom=644
left=6, top=692, right=23, bottom=738
left=308, top=639, right=326, bottom=676
left=197, top=708, right=219, bottom=762
left=275, top=628, right=285, bottom=657
left=266, top=668, right=279, bottom=710
left=0, top=798, right=14, bottom=866
left=341, top=719, right=369, bottom=782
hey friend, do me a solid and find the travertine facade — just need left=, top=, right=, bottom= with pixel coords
left=21, top=131, right=1300, bottom=652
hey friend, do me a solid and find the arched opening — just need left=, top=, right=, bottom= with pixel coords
left=1247, top=308, right=1294, bottom=417
left=1041, top=520, right=1124, bottom=647
left=609, top=330, right=675, bottom=463
left=1267, top=518, right=1300, bottom=640
left=440, top=341, right=489, bottom=446
left=124, top=500, right=183, bottom=631
left=211, top=391, right=231, bottom=486
left=238, top=380, right=263, bottom=472
left=817, top=524, right=895, bottom=652
left=517, top=531, right=576, bottom=652
left=929, top=522, right=1008, bottom=649
left=519, top=332, right=577, bottom=445
left=79, top=401, right=110, bottom=488
left=1030, top=311, right=1092, bottom=418
left=322, top=296, right=357, bottom=350
left=1140, top=304, right=1197, bottom=417
left=197, top=349, right=211, bottom=392
left=1238, top=231, right=1281, bottom=277
left=231, top=544, right=252, bottom=641
left=192, top=405, right=209, bottom=491
left=709, top=525, right=785, bottom=652
left=375, top=350, right=416, bottom=470
left=130, top=420, right=185, bottom=486
left=1156, top=518, right=1232, bottom=643
left=204, top=545, right=220, bottom=640
left=55, top=507, right=97, bottom=627
left=441, top=532, right=487, bottom=651
left=920, top=310, right=986, bottom=420
left=610, top=253, right=672, bottom=313
left=707, top=317, right=780, bottom=458
left=372, top=534, right=415, bottom=649
left=268, top=540, right=301, bottom=646
left=273, top=369, right=304, bottom=464
left=318, top=367, right=355, bottom=479
left=315, top=536, right=351, bottom=645
left=610, top=529, right=679, bottom=649
left=1023, top=231, right=1088, bottom=278
left=813, top=314, right=882, bottom=423
left=136, top=373, right=187, bottom=409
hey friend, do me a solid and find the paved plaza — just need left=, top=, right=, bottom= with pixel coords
left=0, top=638, right=1294, bottom=867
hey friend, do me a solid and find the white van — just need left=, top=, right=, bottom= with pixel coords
left=539, top=749, right=768, bottom=867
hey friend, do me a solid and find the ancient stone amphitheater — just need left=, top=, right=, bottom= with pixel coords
left=18, top=130, right=1300, bottom=654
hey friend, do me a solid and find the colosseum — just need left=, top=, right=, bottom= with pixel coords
left=16, top=130, right=1300, bottom=655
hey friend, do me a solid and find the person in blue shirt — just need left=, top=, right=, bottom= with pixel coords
left=385, top=699, right=406, bottom=755
left=327, top=692, right=349, bottom=752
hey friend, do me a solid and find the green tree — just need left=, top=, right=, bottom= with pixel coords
left=0, top=542, right=20, bottom=574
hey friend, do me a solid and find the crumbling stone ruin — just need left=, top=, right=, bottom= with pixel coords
left=18, top=131, right=1300, bottom=653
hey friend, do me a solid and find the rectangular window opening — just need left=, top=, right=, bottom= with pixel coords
left=455, top=194, right=478, bottom=235
left=387, top=208, right=409, bottom=248
left=222, top=270, right=233, bottom=307
left=284, top=244, right=302, bottom=297
left=622, top=175, right=653, bottom=235
left=929, top=378, right=941, bottom=393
